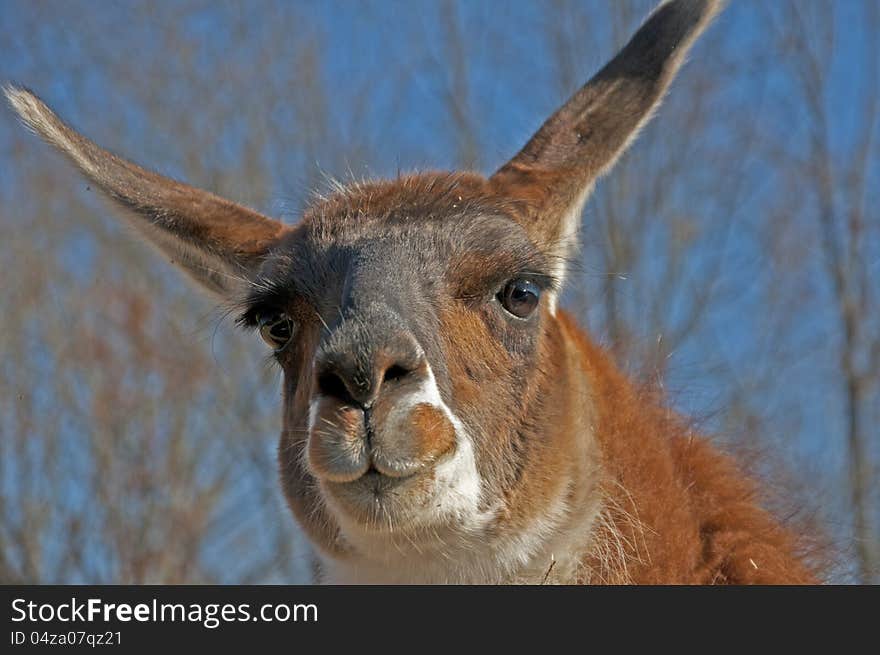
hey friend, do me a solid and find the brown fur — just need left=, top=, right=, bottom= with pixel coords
left=556, top=312, right=817, bottom=583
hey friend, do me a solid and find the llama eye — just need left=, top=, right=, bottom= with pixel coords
left=257, top=311, right=294, bottom=351
left=498, top=279, right=541, bottom=319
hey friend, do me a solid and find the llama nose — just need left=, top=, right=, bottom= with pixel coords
left=315, top=332, right=426, bottom=408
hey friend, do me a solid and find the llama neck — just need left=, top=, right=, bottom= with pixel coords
left=554, top=311, right=817, bottom=584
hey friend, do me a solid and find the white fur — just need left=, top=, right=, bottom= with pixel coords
left=4, top=87, right=92, bottom=172
left=318, top=365, right=508, bottom=583
left=307, top=399, right=320, bottom=433
left=383, top=366, right=485, bottom=522
left=547, top=183, right=594, bottom=315
left=317, top=365, right=602, bottom=584
left=320, top=473, right=598, bottom=584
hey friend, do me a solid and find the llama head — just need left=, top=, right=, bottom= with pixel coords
left=5, top=0, right=722, bottom=566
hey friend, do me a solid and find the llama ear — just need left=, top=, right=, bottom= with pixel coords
left=4, top=85, right=288, bottom=298
left=490, top=0, right=722, bottom=286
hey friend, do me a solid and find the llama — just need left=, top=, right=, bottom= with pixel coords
left=5, top=0, right=818, bottom=584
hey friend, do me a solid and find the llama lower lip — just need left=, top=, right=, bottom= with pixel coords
left=358, top=467, right=417, bottom=488
left=322, top=464, right=430, bottom=525
left=320, top=466, right=417, bottom=489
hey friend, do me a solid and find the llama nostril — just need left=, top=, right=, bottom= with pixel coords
left=317, top=370, right=357, bottom=405
left=315, top=329, right=425, bottom=407
left=383, top=364, right=411, bottom=385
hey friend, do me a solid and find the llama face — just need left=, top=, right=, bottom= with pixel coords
left=6, top=0, right=723, bottom=579
left=238, top=173, right=572, bottom=552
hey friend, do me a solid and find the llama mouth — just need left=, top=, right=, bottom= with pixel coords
left=361, top=464, right=412, bottom=483
left=342, top=462, right=420, bottom=490
left=321, top=461, right=436, bottom=529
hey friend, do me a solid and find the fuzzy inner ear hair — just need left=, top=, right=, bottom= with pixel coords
left=3, top=84, right=289, bottom=298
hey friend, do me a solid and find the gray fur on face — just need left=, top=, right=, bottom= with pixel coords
left=240, top=175, right=555, bottom=409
